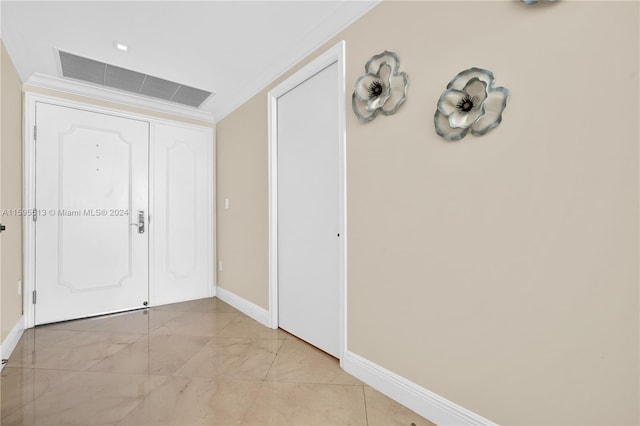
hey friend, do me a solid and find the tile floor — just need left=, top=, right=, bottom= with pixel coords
left=1, top=297, right=433, bottom=426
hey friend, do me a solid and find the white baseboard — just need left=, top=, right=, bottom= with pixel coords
left=1, top=315, right=25, bottom=370
left=342, top=350, right=495, bottom=426
left=215, top=286, right=270, bottom=328
left=214, top=285, right=492, bottom=425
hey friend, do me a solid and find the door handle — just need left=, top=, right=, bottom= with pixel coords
left=130, top=210, right=145, bottom=234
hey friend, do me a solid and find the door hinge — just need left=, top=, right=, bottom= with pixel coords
left=33, top=125, right=37, bottom=141
left=32, top=290, right=37, bottom=304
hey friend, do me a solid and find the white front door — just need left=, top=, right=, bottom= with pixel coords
left=34, top=102, right=149, bottom=325
left=276, top=60, right=342, bottom=358
left=150, top=123, right=213, bottom=305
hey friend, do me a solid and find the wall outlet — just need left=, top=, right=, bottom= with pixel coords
left=218, top=260, right=223, bottom=271
left=18, top=279, right=22, bottom=296
left=224, top=198, right=230, bottom=209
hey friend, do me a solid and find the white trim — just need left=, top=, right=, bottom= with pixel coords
left=336, top=41, right=348, bottom=367
left=209, top=125, right=217, bottom=295
left=342, top=351, right=496, bottom=426
left=1, top=316, right=25, bottom=368
left=26, top=73, right=215, bottom=123
left=267, top=41, right=347, bottom=361
left=23, top=94, right=36, bottom=329
left=148, top=123, right=157, bottom=306
left=215, top=286, right=269, bottom=328
left=22, top=92, right=216, bottom=328
left=267, top=88, right=278, bottom=330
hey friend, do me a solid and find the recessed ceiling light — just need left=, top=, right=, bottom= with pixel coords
left=113, top=41, right=128, bottom=52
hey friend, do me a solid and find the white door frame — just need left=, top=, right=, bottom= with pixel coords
left=22, top=92, right=216, bottom=329
left=267, top=41, right=347, bottom=361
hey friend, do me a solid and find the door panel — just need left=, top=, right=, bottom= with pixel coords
left=151, top=123, right=212, bottom=305
left=277, top=62, right=340, bottom=357
left=35, top=103, right=149, bottom=325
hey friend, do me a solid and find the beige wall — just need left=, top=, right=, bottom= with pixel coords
left=216, top=1, right=639, bottom=424
left=216, top=94, right=269, bottom=305
left=1, top=40, right=24, bottom=343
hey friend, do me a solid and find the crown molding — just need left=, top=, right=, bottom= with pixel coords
left=26, top=73, right=215, bottom=123
left=212, top=0, right=381, bottom=121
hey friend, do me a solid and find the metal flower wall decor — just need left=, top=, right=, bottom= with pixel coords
left=434, top=68, right=509, bottom=141
left=352, top=51, right=408, bottom=122
left=520, top=0, right=557, bottom=4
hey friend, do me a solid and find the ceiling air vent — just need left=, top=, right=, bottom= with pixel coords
left=59, top=50, right=213, bottom=108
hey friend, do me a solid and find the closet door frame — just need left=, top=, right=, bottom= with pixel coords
left=23, top=92, right=216, bottom=328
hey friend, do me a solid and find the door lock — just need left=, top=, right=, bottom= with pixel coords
left=130, top=210, right=145, bottom=234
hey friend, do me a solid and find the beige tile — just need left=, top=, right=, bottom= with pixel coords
left=1, top=368, right=80, bottom=423
left=42, top=317, right=100, bottom=332
left=34, top=308, right=179, bottom=332
left=217, top=316, right=288, bottom=340
left=84, top=309, right=182, bottom=334
left=265, top=337, right=362, bottom=385
left=152, top=311, right=238, bottom=337
left=87, top=333, right=210, bottom=376
left=120, top=376, right=262, bottom=425
left=2, top=298, right=431, bottom=426
left=175, top=337, right=283, bottom=380
left=6, top=328, right=80, bottom=367
left=151, top=297, right=218, bottom=312
left=4, top=331, right=51, bottom=368
left=44, top=309, right=182, bottom=334
left=242, top=381, right=367, bottom=425
left=6, top=330, right=142, bottom=371
left=1, top=402, right=35, bottom=426
left=2, top=371, right=156, bottom=425
left=199, top=297, right=241, bottom=313
left=363, top=385, right=435, bottom=426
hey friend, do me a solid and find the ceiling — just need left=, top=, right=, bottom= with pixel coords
left=0, top=1, right=379, bottom=122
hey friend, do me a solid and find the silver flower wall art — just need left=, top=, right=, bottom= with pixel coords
left=352, top=51, right=408, bottom=122
left=520, top=0, right=557, bottom=4
left=434, top=68, right=509, bottom=141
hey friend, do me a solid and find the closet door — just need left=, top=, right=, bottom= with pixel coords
left=151, top=123, right=213, bottom=305
left=34, top=102, right=149, bottom=325
left=276, top=60, right=342, bottom=358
